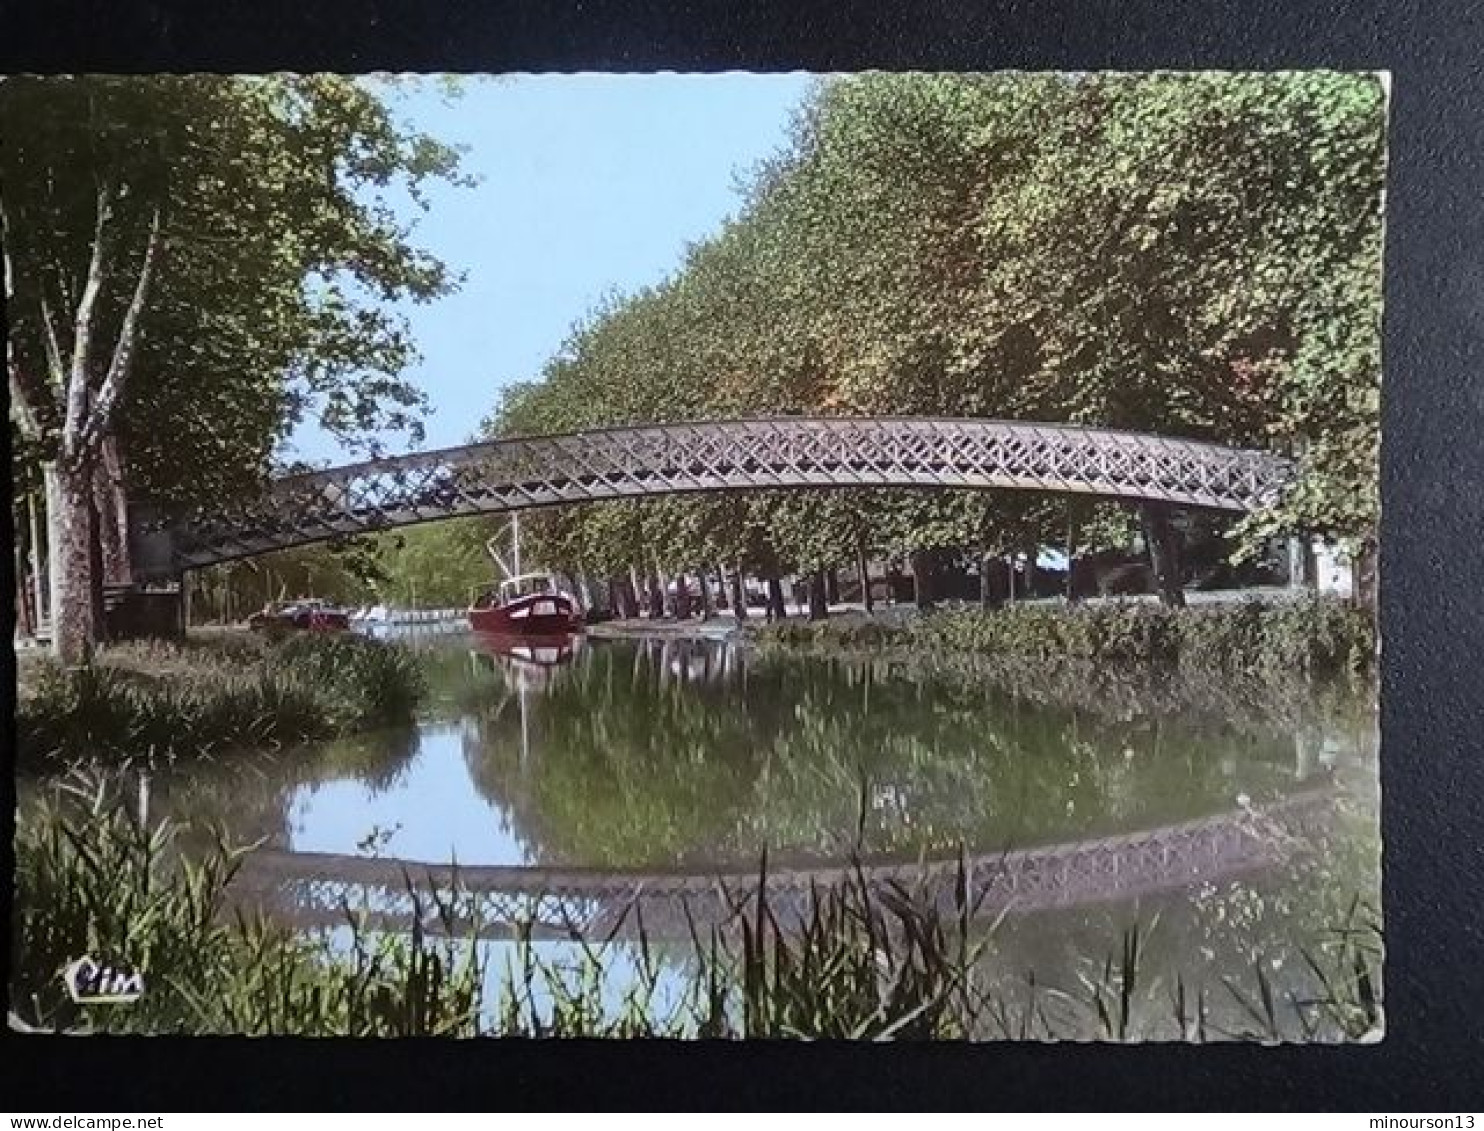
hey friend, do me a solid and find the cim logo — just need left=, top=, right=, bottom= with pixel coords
left=63, top=956, right=145, bottom=1005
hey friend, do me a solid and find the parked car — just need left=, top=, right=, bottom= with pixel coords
left=247, top=599, right=351, bottom=634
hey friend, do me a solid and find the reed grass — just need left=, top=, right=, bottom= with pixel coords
left=11, top=778, right=483, bottom=1036
left=16, top=632, right=426, bottom=765
left=10, top=782, right=1383, bottom=1041
left=755, top=596, right=1375, bottom=681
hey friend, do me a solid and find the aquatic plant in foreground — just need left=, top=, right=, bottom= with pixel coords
left=10, top=783, right=1382, bottom=1041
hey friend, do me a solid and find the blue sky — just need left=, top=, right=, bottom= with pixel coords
left=288, top=73, right=816, bottom=464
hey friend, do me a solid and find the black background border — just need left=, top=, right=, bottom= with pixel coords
left=3, top=0, right=1482, bottom=1111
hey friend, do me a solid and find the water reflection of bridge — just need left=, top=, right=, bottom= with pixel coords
left=230, top=789, right=1335, bottom=943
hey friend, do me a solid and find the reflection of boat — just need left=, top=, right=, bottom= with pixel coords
left=468, top=574, right=584, bottom=635
left=470, top=631, right=581, bottom=669
left=469, top=631, right=582, bottom=770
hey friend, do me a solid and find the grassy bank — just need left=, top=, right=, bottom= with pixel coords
left=10, top=784, right=1382, bottom=1041
left=16, top=631, right=426, bottom=764
left=753, top=597, right=1375, bottom=680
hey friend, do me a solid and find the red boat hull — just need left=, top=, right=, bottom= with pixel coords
left=467, top=592, right=582, bottom=635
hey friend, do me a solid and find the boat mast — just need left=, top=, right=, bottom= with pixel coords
left=512, top=512, right=521, bottom=580
left=484, top=514, right=524, bottom=583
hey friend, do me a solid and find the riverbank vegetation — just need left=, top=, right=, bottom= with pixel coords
left=11, top=782, right=1382, bottom=1040
left=754, top=595, right=1376, bottom=680
left=15, top=632, right=425, bottom=765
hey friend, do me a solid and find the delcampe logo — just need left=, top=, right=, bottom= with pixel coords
left=62, top=957, right=145, bottom=1005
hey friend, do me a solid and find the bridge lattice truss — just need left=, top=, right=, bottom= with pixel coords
left=150, top=418, right=1291, bottom=574
left=233, top=792, right=1331, bottom=943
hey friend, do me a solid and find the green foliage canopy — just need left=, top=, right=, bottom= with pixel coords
left=2, top=74, right=469, bottom=506
left=475, top=73, right=1385, bottom=580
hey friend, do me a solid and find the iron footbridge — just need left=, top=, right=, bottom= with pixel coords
left=132, top=417, right=1291, bottom=577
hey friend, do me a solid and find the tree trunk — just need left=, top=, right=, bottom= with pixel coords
left=857, top=544, right=874, bottom=615
left=646, top=572, right=665, bottom=619
left=625, top=566, right=643, bottom=619
left=94, top=434, right=132, bottom=584
left=15, top=536, right=34, bottom=638
left=1023, top=542, right=1040, bottom=599
left=29, top=490, right=48, bottom=628
left=697, top=569, right=713, bottom=621
left=979, top=550, right=1005, bottom=611
left=765, top=574, right=787, bottom=622
left=910, top=548, right=936, bottom=612
left=1140, top=503, right=1187, bottom=609
left=730, top=561, right=748, bottom=622
left=48, top=461, right=99, bottom=663
left=807, top=569, right=829, bottom=621
left=89, top=493, right=107, bottom=638
left=824, top=568, right=840, bottom=606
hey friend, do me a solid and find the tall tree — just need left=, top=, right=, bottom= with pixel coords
left=2, top=75, right=466, bottom=660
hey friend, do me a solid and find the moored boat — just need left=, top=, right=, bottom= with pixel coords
left=468, top=573, right=584, bottom=636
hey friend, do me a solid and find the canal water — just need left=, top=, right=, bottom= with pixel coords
left=23, top=633, right=1382, bottom=1039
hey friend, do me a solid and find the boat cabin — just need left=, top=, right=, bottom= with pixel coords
left=471, top=573, right=570, bottom=612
